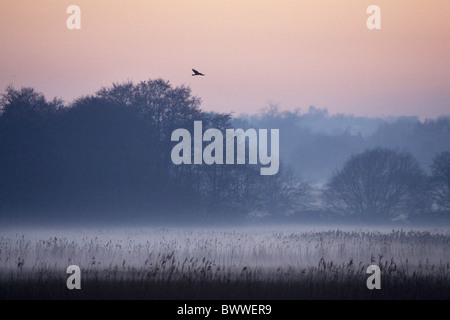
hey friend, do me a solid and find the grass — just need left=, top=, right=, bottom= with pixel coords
left=0, top=227, right=449, bottom=299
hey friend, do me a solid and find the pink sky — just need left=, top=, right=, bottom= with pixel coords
left=1, top=0, right=449, bottom=118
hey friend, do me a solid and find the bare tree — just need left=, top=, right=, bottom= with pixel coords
left=430, top=151, right=450, bottom=212
left=324, top=148, right=427, bottom=221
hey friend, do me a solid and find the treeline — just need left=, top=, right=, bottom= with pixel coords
left=324, top=148, right=450, bottom=223
left=236, top=106, right=450, bottom=183
left=0, top=80, right=307, bottom=223
left=0, top=80, right=449, bottom=224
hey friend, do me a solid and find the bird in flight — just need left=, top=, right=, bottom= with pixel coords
left=192, top=69, right=205, bottom=76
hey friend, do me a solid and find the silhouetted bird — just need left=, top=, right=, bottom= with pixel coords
left=192, top=69, right=205, bottom=76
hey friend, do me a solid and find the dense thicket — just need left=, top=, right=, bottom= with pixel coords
left=0, top=81, right=307, bottom=223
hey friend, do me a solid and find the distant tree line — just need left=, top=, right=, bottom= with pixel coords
left=0, top=81, right=307, bottom=223
left=323, top=148, right=449, bottom=222
left=236, top=106, right=450, bottom=184
left=0, top=80, right=449, bottom=224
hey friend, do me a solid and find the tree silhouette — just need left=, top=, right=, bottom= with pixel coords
left=0, top=81, right=311, bottom=222
left=430, top=151, right=450, bottom=212
left=0, top=86, right=63, bottom=120
left=324, top=148, right=427, bottom=221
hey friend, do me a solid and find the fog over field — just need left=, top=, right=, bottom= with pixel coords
left=2, top=226, right=450, bottom=274
left=1, top=226, right=449, bottom=299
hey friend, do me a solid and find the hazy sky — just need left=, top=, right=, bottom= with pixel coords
left=1, top=0, right=449, bottom=118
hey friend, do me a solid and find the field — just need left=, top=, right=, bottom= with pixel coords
left=1, top=226, right=449, bottom=300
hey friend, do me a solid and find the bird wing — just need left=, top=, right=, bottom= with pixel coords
left=192, top=69, right=199, bottom=74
